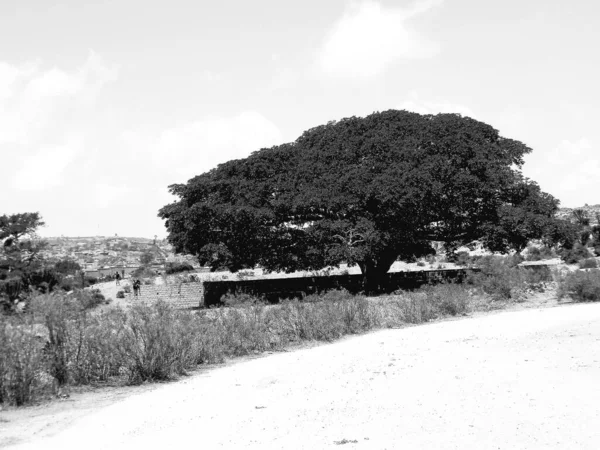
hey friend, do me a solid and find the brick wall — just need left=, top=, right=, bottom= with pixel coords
left=130, top=281, right=204, bottom=309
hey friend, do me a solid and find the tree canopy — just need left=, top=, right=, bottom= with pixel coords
left=159, top=110, right=564, bottom=291
left=1, top=212, right=54, bottom=309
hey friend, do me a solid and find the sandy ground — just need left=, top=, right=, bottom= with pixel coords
left=2, top=300, right=599, bottom=450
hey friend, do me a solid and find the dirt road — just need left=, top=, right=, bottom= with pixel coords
left=4, top=302, right=600, bottom=449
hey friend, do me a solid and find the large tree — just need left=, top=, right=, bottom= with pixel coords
left=159, top=110, right=562, bottom=291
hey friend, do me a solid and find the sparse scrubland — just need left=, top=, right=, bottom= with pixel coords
left=3, top=255, right=599, bottom=408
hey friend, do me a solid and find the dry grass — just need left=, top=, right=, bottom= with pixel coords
left=0, top=258, right=559, bottom=407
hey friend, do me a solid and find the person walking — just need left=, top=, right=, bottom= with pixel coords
left=115, top=271, right=121, bottom=286
left=133, top=279, right=141, bottom=297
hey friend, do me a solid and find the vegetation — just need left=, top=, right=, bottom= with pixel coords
left=557, top=269, right=600, bottom=302
left=165, top=262, right=194, bottom=275
left=1, top=213, right=54, bottom=311
left=579, top=258, right=598, bottom=269
left=560, top=243, right=592, bottom=264
left=139, top=251, right=154, bottom=266
left=160, top=111, right=565, bottom=292
left=54, top=259, right=81, bottom=276
left=524, top=244, right=555, bottom=261
left=1, top=255, right=558, bottom=407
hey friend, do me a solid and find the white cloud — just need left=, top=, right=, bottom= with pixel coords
left=12, top=137, right=82, bottom=190
left=398, top=92, right=476, bottom=118
left=0, top=52, right=118, bottom=191
left=316, top=0, right=442, bottom=78
left=0, top=52, right=117, bottom=146
left=523, top=138, right=599, bottom=206
left=137, top=111, right=283, bottom=183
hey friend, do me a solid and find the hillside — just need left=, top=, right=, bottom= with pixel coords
left=557, top=204, right=600, bottom=224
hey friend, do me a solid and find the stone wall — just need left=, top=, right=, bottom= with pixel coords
left=202, top=268, right=478, bottom=307
left=130, top=281, right=204, bottom=309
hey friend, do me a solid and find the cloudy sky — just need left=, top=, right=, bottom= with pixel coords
left=1, top=0, right=598, bottom=238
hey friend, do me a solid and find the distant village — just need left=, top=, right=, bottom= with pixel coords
left=41, top=235, right=198, bottom=279
left=37, top=205, right=600, bottom=280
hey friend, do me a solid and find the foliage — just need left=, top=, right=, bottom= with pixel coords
left=385, top=283, right=470, bottom=323
left=466, top=255, right=551, bottom=299
left=131, top=266, right=156, bottom=279
left=160, top=110, right=562, bottom=292
left=541, top=218, right=579, bottom=250
left=116, top=290, right=125, bottom=299
left=579, top=258, right=598, bottom=269
left=560, top=244, right=591, bottom=264
left=451, top=251, right=475, bottom=266
left=525, top=244, right=555, bottom=261
left=0, top=315, right=51, bottom=405
left=2, top=275, right=553, bottom=407
left=221, top=291, right=265, bottom=308
left=54, top=259, right=81, bottom=276
left=165, top=262, right=194, bottom=275
left=557, top=269, right=600, bottom=302
left=139, top=251, right=154, bottom=266
left=0, top=213, right=49, bottom=310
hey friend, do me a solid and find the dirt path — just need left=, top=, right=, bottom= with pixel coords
left=2, top=301, right=599, bottom=449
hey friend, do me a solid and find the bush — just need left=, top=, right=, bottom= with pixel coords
left=119, top=301, right=199, bottom=383
left=557, top=270, right=600, bottom=302
left=579, top=258, right=598, bottom=269
left=560, top=244, right=591, bottom=264
left=116, top=290, right=125, bottom=299
left=0, top=316, right=50, bottom=406
left=452, top=251, right=473, bottom=267
left=525, top=245, right=555, bottom=261
left=165, top=262, right=194, bottom=275
left=385, top=283, right=470, bottom=324
left=221, top=292, right=265, bottom=308
left=131, top=267, right=156, bottom=279
left=29, top=293, right=83, bottom=386
left=84, top=276, right=98, bottom=286
left=467, top=255, right=551, bottom=300
left=0, top=279, right=529, bottom=407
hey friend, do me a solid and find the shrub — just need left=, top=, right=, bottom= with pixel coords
left=385, top=283, right=470, bottom=324
left=83, top=289, right=107, bottom=308
left=119, top=301, right=198, bottom=383
left=557, top=270, right=600, bottom=302
left=452, top=251, right=473, bottom=267
left=525, top=245, right=555, bottom=261
left=0, top=316, right=50, bottom=406
left=165, top=262, right=194, bottom=275
left=116, top=290, right=125, bottom=299
left=29, top=293, right=83, bottom=386
left=467, top=256, right=551, bottom=300
left=560, top=244, right=591, bottom=264
left=579, top=258, right=598, bottom=269
left=84, top=276, right=98, bottom=286
left=221, top=291, right=265, bottom=308
left=131, top=267, right=156, bottom=279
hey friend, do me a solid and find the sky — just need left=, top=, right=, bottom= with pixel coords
left=1, top=0, right=599, bottom=238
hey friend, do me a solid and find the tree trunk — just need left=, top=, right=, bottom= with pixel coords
left=358, top=256, right=396, bottom=294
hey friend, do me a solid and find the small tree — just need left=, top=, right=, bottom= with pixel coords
left=0, top=213, right=49, bottom=310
